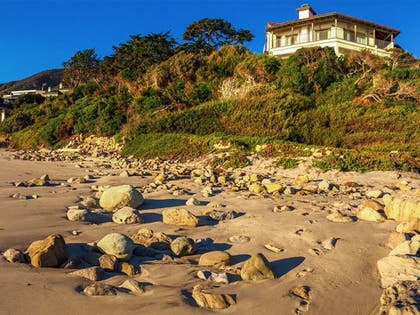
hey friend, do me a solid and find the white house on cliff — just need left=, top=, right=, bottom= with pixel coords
left=265, top=4, right=400, bottom=58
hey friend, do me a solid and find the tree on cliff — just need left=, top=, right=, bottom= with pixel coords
left=62, top=49, right=101, bottom=88
left=101, top=32, right=177, bottom=81
left=182, top=18, right=254, bottom=53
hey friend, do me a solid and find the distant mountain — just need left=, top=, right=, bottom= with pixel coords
left=0, top=69, right=63, bottom=93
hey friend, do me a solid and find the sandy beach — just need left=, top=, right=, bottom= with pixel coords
left=0, top=147, right=418, bottom=315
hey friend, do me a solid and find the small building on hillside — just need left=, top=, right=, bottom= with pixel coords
left=265, top=4, right=400, bottom=58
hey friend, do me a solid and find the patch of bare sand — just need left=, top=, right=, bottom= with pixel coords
left=1, top=149, right=417, bottom=315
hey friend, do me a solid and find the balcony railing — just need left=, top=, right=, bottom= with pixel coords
left=272, top=30, right=391, bottom=51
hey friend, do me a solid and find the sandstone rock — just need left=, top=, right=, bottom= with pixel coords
left=97, top=233, right=135, bottom=261
left=3, top=248, right=25, bottom=263
left=360, top=199, right=384, bottom=211
left=192, top=284, right=236, bottom=309
left=366, top=190, right=384, bottom=198
left=119, top=170, right=130, bottom=177
left=262, top=181, right=284, bottom=194
left=83, top=283, right=116, bottom=296
left=326, top=212, right=354, bottom=223
left=264, top=244, right=284, bottom=253
left=67, top=208, right=89, bottom=222
left=379, top=281, right=420, bottom=315
left=26, top=234, right=66, bottom=267
left=99, top=254, right=117, bottom=271
left=357, top=207, right=385, bottom=222
left=131, top=228, right=172, bottom=250
left=162, top=208, right=199, bottom=227
left=248, top=183, right=264, bottom=194
left=119, top=279, right=144, bottom=294
left=384, top=195, right=420, bottom=222
left=112, top=207, right=142, bottom=224
left=396, top=219, right=420, bottom=233
left=186, top=197, right=200, bottom=206
left=377, top=255, right=420, bottom=288
left=240, top=253, right=275, bottom=281
left=99, top=185, right=143, bottom=211
left=318, top=180, right=333, bottom=192
left=118, top=262, right=136, bottom=276
left=170, top=236, right=195, bottom=257
left=199, top=251, right=231, bottom=267
left=387, top=233, right=410, bottom=249
left=69, top=266, right=104, bottom=281
left=389, top=235, right=420, bottom=256
left=294, top=175, right=309, bottom=185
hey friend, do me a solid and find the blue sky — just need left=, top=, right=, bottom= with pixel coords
left=1, top=0, right=419, bottom=83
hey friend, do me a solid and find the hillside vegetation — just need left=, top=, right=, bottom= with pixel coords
left=1, top=19, right=419, bottom=172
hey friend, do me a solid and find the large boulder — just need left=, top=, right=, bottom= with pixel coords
left=192, top=284, right=236, bottom=309
left=388, top=235, right=420, bottom=256
left=240, top=253, right=275, bottom=281
left=26, top=234, right=66, bottom=267
left=112, top=207, right=142, bottom=224
left=377, top=255, right=420, bottom=288
left=97, top=233, right=135, bottom=261
left=99, top=185, right=143, bottom=211
left=162, top=208, right=199, bottom=227
left=384, top=194, right=420, bottom=222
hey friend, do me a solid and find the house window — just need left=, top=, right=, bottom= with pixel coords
left=343, top=29, right=355, bottom=42
left=286, top=34, right=299, bottom=45
left=356, top=32, right=367, bottom=45
left=315, top=29, right=330, bottom=41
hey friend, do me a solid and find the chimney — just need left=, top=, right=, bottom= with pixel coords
left=296, top=4, right=316, bottom=19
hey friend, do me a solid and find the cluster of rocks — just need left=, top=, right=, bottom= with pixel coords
left=12, top=174, right=51, bottom=187
left=2, top=228, right=280, bottom=309
left=376, top=190, right=420, bottom=314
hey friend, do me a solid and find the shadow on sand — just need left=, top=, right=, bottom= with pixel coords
left=271, top=256, right=305, bottom=278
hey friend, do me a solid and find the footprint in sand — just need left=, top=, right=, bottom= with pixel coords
left=228, top=235, right=251, bottom=243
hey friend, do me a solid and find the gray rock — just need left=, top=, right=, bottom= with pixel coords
left=170, top=236, right=195, bottom=257
left=97, top=233, right=135, bottom=261
left=67, top=208, right=89, bottom=222
left=83, top=283, right=116, bottom=296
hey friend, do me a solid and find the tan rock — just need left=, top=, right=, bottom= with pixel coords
left=26, top=234, right=66, bottom=268
left=2, top=248, right=25, bottom=263
left=248, top=183, right=264, bottom=194
left=262, top=181, right=284, bottom=194
left=386, top=232, right=409, bottom=249
left=199, top=251, right=231, bottom=267
left=384, top=195, right=420, bottom=222
left=360, top=199, right=384, bottom=211
left=162, top=208, right=199, bottom=227
left=240, top=253, right=275, bottom=281
left=99, top=254, right=117, bottom=271
left=389, top=235, right=420, bottom=256
left=326, top=212, right=353, bottom=223
left=294, top=175, right=309, bottom=185
left=379, top=281, right=420, bottom=315
left=377, top=255, right=420, bottom=288
left=99, top=185, right=144, bottom=211
left=83, top=283, right=116, bottom=296
left=97, top=233, right=135, bottom=261
left=112, top=207, right=142, bottom=224
left=69, top=266, right=104, bottom=281
left=396, top=218, right=420, bottom=233
left=118, top=262, right=136, bottom=276
left=192, top=285, right=236, bottom=309
left=356, top=207, right=385, bottom=222
left=170, top=236, right=195, bottom=257
left=119, top=279, right=144, bottom=294
left=131, top=228, right=171, bottom=250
